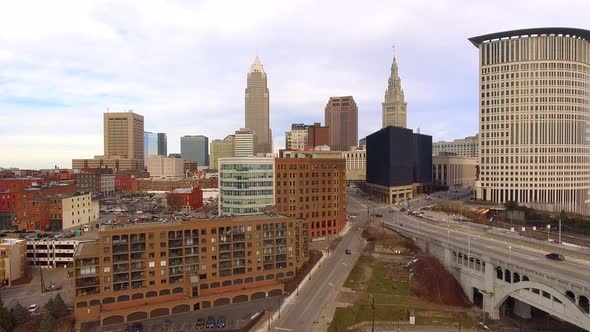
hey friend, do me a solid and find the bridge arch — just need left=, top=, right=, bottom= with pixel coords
left=494, top=280, right=590, bottom=330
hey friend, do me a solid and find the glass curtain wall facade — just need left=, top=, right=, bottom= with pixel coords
left=218, top=158, right=275, bottom=216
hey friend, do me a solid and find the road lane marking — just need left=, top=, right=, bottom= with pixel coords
left=275, top=328, right=293, bottom=331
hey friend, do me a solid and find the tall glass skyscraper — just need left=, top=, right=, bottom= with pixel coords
left=144, top=131, right=158, bottom=166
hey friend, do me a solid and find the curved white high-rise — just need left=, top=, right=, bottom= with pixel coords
left=470, top=28, right=590, bottom=215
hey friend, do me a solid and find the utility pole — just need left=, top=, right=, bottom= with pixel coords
left=371, top=296, right=375, bottom=332
left=558, top=216, right=562, bottom=245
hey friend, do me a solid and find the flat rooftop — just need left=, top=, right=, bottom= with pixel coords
left=469, top=27, right=590, bottom=47
left=75, top=242, right=98, bottom=257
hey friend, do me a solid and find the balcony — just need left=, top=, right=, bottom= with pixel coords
left=76, top=287, right=99, bottom=297
left=184, top=248, right=199, bottom=257
left=219, top=253, right=231, bottom=261
left=219, top=244, right=231, bottom=253
left=130, top=244, right=146, bottom=253
left=131, top=272, right=146, bottom=281
left=169, top=267, right=183, bottom=276
left=263, top=263, right=274, bottom=271
left=220, top=269, right=232, bottom=277
left=233, top=252, right=245, bottom=259
left=220, top=262, right=231, bottom=269
left=263, top=240, right=274, bottom=247
left=130, top=253, right=145, bottom=262
left=185, top=257, right=198, bottom=265
left=233, top=234, right=245, bottom=242
left=263, top=257, right=274, bottom=264
left=77, top=258, right=98, bottom=266
left=114, top=266, right=129, bottom=273
left=130, top=235, right=146, bottom=244
left=169, top=276, right=183, bottom=284
left=232, top=244, right=245, bottom=251
left=113, top=246, right=130, bottom=254
left=276, top=254, right=287, bottom=262
left=131, top=263, right=145, bottom=271
left=169, top=239, right=183, bottom=249
left=169, top=249, right=183, bottom=258
left=131, top=281, right=145, bottom=289
left=114, top=283, right=129, bottom=292
left=233, top=267, right=245, bottom=275
left=112, top=239, right=128, bottom=245
left=76, top=277, right=99, bottom=288
left=169, top=258, right=183, bottom=267
left=114, top=274, right=130, bottom=283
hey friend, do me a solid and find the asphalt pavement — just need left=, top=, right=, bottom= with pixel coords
left=271, top=192, right=369, bottom=332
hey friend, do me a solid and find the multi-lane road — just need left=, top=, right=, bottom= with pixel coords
left=270, top=192, right=369, bottom=332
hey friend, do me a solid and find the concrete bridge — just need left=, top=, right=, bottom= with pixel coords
left=385, top=215, right=590, bottom=331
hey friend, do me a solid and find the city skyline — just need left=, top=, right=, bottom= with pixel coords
left=1, top=0, right=589, bottom=169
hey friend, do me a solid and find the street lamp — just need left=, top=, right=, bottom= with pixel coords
left=508, top=246, right=512, bottom=265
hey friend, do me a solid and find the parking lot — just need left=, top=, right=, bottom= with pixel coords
left=0, top=267, right=75, bottom=310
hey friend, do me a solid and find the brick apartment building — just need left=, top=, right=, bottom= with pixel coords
left=0, top=182, right=76, bottom=230
left=275, top=157, right=347, bottom=239
left=73, top=214, right=308, bottom=327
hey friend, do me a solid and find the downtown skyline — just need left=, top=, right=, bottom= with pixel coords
left=1, top=0, right=589, bottom=169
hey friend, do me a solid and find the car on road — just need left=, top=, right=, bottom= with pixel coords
left=125, top=323, right=143, bottom=332
left=388, top=209, right=394, bottom=213
left=28, top=304, right=39, bottom=313
left=545, top=253, right=565, bottom=261
left=375, top=213, right=383, bottom=218
left=345, top=248, right=352, bottom=255
left=217, top=316, right=226, bottom=328
left=206, top=316, right=215, bottom=329
left=400, top=208, right=407, bottom=212
left=195, top=318, right=205, bottom=329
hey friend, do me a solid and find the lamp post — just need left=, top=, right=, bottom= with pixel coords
left=509, top=246, right=512, bottom=265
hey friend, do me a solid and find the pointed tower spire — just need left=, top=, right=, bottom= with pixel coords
left=382, top=46, right=407, bottom=129
left=250, top=56, right=265, bottom=73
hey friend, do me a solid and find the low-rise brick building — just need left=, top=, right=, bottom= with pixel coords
left=167, top=187, right=203, bottom=212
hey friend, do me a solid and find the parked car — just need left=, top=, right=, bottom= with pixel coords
left=47, top=284, right=63, bottom=291
left=28, top=304, right=39, bottom=313
left=545, top=253, right=565, bottom=261
left=375, top=213, right=383, bottom=218
left=217, top=316, right=226, bottom=328
left=345, top=248, right=352, bottom=255
left=195, top=318, right=205, bottom=329
left=388, top=209, right=394, bottom=213
left=400, top=208, right=407, bottom=212
left=125, top=323, right=143, bottom=332
left=206, top=316, right=216, bottom=329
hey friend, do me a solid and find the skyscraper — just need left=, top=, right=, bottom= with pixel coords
left=245, top=56, right=272, bottom=154
left=210, top=135, right=235, bottom=170
left=180, top=135, right=209, bottom=167
left=382, top=51, right=407, bottom=128
left=104, top=111, right=144, bottom=168
left=469, top=27, right=590, bottom=215
left=144, top=131, right=158, bottom=166
left=157, top=133, right=167, bottom=156
left=325, top=96, right=358, bottom=151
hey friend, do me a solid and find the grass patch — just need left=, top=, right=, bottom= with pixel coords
left=416, top=311, right=475, bottom=328
left=366, top=261, right=409, bottom=296
left=343, top=255, right=374, bottom=291
left=327, top=304, right=407, bottom=332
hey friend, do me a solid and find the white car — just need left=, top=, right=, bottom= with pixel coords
left=28, top=304, right=39, bottom=313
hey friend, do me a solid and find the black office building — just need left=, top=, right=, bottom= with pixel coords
left=366, top=126, right=432, bottom=203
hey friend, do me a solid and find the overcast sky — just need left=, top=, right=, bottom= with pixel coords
left=1, top=0, right=588, bottom=169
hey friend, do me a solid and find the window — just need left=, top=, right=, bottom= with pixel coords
left=149, top=261, right=155, bottom=268
left=160, top=261, right=166, bottom=266
left=103, top=267, right=111, bottom=273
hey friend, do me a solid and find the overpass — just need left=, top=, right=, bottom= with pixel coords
left=381, top=209, right=590, bottom=331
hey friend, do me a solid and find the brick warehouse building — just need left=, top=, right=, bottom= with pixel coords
left=275, top=157, right=346, bottom=239
left=73, top=214, right=308, bottom=327
left=166, top=187, right=204, bottom=211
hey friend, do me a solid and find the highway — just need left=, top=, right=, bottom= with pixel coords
left=270, top=192, right=369, bottom=332
left=381, top=206, right=590, bottom=288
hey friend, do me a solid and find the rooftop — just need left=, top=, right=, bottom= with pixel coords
left=170, top=188, right=195, bottom=194
left=469, top=27, right=590, bottom=47
left=75, top=242, right=98, bottom=257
